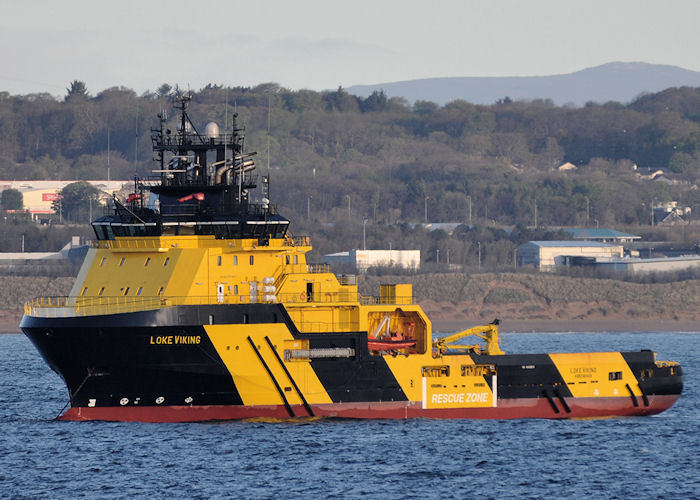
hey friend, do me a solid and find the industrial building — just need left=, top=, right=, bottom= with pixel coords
left=562, top=228, right=640, bottom=244
left=0, top=180, right=127, bottom=216
left=323, top=249, right=420, bottom=272
left=517, top=241, right=623, bottom=271
left=595, top=256, right=700, bottom=275
left=0, top=237, right=88, bottom=274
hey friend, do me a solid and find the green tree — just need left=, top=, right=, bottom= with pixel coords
left=52, top=181, right=101, bottom=223
left=157, top=83, right=173, bottom=97
left=65, top=80, right=89, bottom=101
left=1, top=188, right=23, bottom=210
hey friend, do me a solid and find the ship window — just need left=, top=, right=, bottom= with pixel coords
left=137, top=287, right=143, bottom=296
left=242, top=313, right=249, bottom=324
left=145, top=257, right=151, bottom=267
left=100, top=257, right=106, bottom=267
left=641, top=369, right=653, bottom=379
left=250, top=255, right=254, bottom=265
left=93, top=225, right=106, bottom=240
left=608, top=371, right=623, bottom=381
left=164, top=257, right=170, bottom=267
left=98, top=287, right=105, bottom=296
left=217, top=255, right=222, bottom=266
left=294, top=255, right=298, bottom=265
left=123, top=287, right=130, bottom=296
left=119, top=257, right=126, bottom=267
left=233, top=255, right=238, bottom=265
left=285, top=255, right=290, bottom=265
left=80, top=287, right=88, bottom=296
left=157, top=287, right=164, bottom=296
left=234, top=285, right=238, bottom=295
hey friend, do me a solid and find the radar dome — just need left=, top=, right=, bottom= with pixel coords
left=204, top=122, right=220, bottom=138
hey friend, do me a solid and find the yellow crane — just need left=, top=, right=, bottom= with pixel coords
left=432, top=319, right=505, bottom=356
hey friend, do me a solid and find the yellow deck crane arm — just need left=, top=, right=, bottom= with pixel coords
left=433, top=320, right=505, bottom=356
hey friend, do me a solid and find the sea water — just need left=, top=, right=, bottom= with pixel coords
left=1, top=332, right=698, bottom=499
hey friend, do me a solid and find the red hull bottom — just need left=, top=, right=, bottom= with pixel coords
left=59, top=395, right=681, bottom=423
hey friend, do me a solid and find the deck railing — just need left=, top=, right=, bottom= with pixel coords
left=24, top=292, right=416, bottom=318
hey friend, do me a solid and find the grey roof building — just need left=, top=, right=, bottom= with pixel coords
left=562, top=228, right=640, bottom=243
left=517, top=241, right=624, bottom=271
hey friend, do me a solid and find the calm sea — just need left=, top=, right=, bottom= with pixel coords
left=1, top=331, right=698, bottom=499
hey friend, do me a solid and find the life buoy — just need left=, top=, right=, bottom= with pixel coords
left=299, top=292, right=307, bottom=301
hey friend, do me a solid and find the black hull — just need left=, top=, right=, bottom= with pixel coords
left=22, top=305, right=683, bottom=421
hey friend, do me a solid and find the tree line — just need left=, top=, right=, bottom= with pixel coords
left=1, top=81, right=699, bottom=260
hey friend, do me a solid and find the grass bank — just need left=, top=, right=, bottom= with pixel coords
left=3, top=273, right=698, bottom=333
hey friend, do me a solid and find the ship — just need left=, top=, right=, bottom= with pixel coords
left=21, top=95, right=683, bottom=422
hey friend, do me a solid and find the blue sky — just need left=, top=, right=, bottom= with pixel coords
left=2, top=0, right=699, bottom=96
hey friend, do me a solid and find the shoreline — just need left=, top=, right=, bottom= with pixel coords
left=4, top=318, right=698, bottom=335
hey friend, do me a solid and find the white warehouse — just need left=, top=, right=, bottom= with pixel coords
left=323, top=249, right=420, bottom=272
left=517, top=241, right=624, bottom=272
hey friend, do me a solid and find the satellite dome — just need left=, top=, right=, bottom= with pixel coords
left=204, top=122, right=220, bottom=138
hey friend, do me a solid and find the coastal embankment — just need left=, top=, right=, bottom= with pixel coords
left=362, top=273, right=700, bottom=333
left=2, top=273, right=698, bottom=333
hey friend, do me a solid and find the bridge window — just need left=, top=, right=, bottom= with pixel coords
left=250, top=255, right=254, bottom=265
left=93, top=225, right=106, bottom=240
left=217, top=255, right=222, bottom=266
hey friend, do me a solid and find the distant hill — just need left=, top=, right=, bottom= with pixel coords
left=346, top=62, right=700, bottom=107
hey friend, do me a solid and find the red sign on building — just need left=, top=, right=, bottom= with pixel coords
left=43, top=192, right=61, bottom=201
